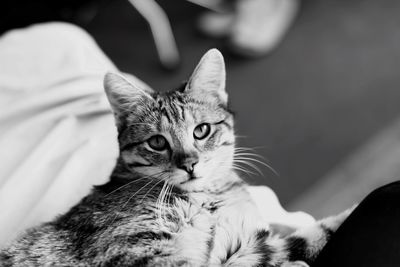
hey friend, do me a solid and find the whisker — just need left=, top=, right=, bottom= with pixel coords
left=126, top=123, right=152, bottom=126
left=103, top=171, right=165, bottom=198
left=158, top=183, right=169, bottom=221
left=234, top=159, right=263, bottom=175
left=215, top=161, right=257, bottom=177
left=165, top=184, right=173, bottom=206
left=139, top=178, right=166, bottom=204
left=156, top=180, right=170, bottom=223
left=231, top=164, right=257, bottom=176
left=156, top=180, right=168, bottom=209
left=107, top=177, right=161, bottom=226
left=234, top=146, right=279, bottom=177
left=234, top=156, right=279, bottom=176
left=120, top=179, right=156, bottom=210
left=234, top=145, right=266, bottom=151
left=104, top=177, right=153, bottom=198
left=234, top=152, right=264, bottom=158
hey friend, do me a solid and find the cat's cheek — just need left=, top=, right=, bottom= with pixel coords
left=201, top=154, right=232, bottom=180
left=131, top=165, right=168, bottom=180
left=121, top=150, right=151, bottom=167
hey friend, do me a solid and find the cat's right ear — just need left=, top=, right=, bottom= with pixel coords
left=185, top=49, right=228, bottom=104
left=104, top=72, right=153, bottom=128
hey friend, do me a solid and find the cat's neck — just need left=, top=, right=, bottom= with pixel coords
left=186, top=170, right=250, bottom=210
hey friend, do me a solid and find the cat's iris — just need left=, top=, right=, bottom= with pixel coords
left=147, top=135, right=168, bottom=151
left=193, top=123, right=211, bottom=140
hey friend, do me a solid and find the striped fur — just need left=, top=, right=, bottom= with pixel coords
left=0, top=49, right=353, bottom=266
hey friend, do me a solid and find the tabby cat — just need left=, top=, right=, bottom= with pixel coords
left=0, top=49, right=352, bottom=266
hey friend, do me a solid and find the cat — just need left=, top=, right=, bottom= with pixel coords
left=0, top=49, right=353, bottom=266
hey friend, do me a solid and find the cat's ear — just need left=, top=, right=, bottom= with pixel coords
left=104, top=72, right=153, bottom=127
left=185, top=49, right=228, bottom=103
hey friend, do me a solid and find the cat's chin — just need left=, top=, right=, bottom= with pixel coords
left=169, top=168, right=234, bottom=192
left=168, top=170, right=203, bottom=188
left=172, top=178, right=197, bottom=190
left=176, top=175, right=225, bottom=192
left=177, top=180, right=201, bottom=192
left=171, top=175, right=206, bottom=192
left=179, top=178, right=197, bottom=185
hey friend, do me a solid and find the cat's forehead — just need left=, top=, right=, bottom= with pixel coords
left=155, top=91, right=225, bottom=121
left=126, top=90, right=228, bottom=134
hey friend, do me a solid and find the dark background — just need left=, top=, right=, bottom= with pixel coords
left=3, top=0, right=400, bottom=206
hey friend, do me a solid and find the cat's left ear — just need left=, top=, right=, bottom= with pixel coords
left=185, top=49, right=228, bottom=104
left=104, top=72, right=154, bottom=128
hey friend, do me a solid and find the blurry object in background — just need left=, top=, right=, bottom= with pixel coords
left=0, top=0, right=104, bottom=33
left=125, top=0, right=300, bottom=68
left=2, top=0, right=180, bottom=69
left=197, top=0, right=299, bottom=56
left=186, top=0, right=226, bottom=12
left=1, top=0, right=297, bottom=67
left=128, top=0, right=180, bottom=69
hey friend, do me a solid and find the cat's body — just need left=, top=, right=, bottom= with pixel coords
left=1, top=166, right=344, bottom=267
left=0, top=49, right=352, bottom=266
left=0, top=164, right=262, bottom=266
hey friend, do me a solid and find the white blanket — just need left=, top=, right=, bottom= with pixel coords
left=0, top=22, right=314, bottom=247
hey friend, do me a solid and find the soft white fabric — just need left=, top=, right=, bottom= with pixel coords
left=0, top=22, right=314, bottom=247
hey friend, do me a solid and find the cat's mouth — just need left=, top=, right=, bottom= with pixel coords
left=180, top=174, right=200, bottom=184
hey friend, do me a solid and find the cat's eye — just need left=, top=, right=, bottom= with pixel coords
left=193, top=123, right=211, bottom=140
left=147, top=135, right=168, bottom=151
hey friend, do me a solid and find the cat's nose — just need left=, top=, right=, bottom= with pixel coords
left=178, top=158, right=198, bottom=174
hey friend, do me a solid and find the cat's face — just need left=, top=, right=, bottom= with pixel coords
left=104, top=49, right=235, bottom=191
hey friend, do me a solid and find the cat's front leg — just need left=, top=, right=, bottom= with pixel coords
left=171, top=200, right=216, bottom=265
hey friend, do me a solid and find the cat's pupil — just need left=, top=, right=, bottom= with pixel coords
left=148, top=135, right=167, bottom=151
left=194, top=123, right=211, bottom=140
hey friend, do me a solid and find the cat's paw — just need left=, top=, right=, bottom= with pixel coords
left=281, top=261, right=310, bottom=267
left=190, top=206, right=215, bottom=231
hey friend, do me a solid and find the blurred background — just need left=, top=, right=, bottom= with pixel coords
left=2, top=0, right=400, bottom=218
